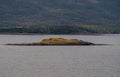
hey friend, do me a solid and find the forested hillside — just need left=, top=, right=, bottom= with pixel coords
left=0, top=0, right=120, bottom=34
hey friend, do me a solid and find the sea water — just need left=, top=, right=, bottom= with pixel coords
left=0, top=34, right=120, bottom=77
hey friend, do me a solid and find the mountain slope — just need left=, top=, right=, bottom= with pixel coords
left=0, top=0, right=119, bottom=27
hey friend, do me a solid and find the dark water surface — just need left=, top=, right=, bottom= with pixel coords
left=0, top=34, right=120, bottom=77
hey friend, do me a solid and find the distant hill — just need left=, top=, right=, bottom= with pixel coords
left=0, top=0, right=120, bottom=34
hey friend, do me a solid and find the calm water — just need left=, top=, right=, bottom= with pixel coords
left=0, top=34, right=120, bottom=77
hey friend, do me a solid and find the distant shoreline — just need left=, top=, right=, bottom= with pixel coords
left=0, top=33, right=108, bottom=35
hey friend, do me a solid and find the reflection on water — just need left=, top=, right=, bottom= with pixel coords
left=0, top=34, right=120, bottom=77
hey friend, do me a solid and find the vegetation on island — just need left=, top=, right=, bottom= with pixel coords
left=6, top=38, right=95, bottom=46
